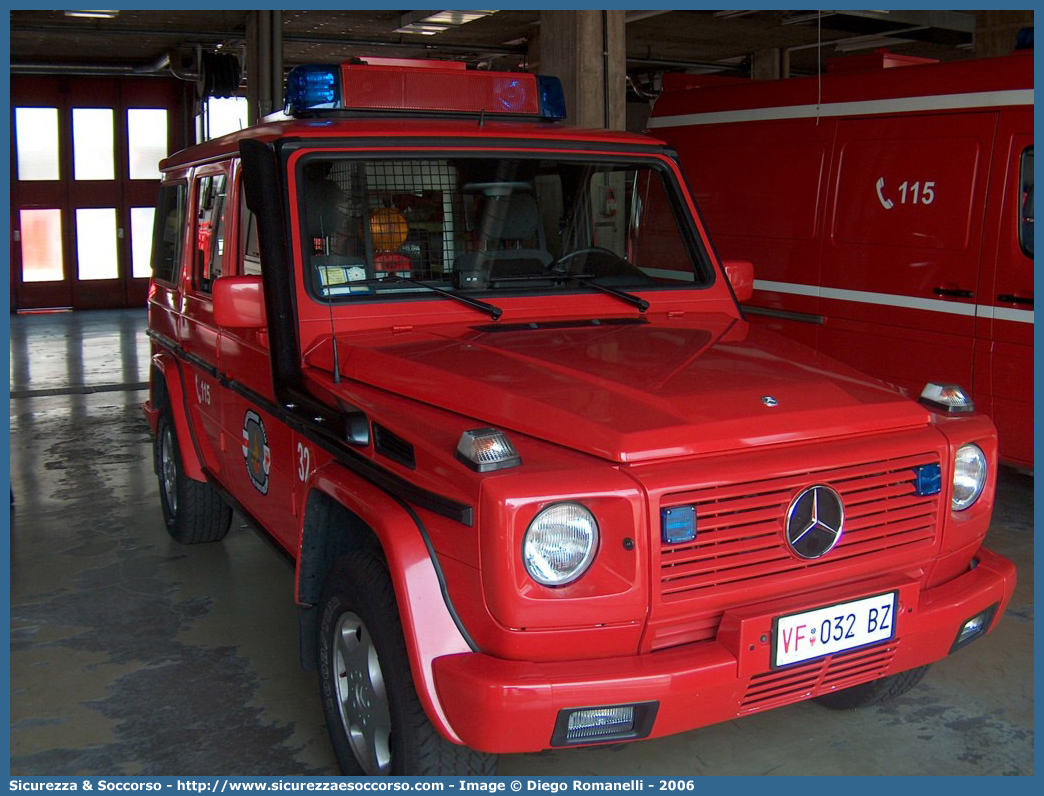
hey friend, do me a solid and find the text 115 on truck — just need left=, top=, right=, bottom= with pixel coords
left=144, top=57, right=1016, bottom=775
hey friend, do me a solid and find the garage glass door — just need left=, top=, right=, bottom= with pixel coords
left=11, top=76, right=185, bottom=310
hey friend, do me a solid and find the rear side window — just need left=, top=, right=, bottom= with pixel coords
left=1019, top=147, right=1033, bottom=258
left=151, top=183, right=186, bottom=285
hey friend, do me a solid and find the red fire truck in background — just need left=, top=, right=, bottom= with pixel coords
left=649, top=43, right=1033, bottom=468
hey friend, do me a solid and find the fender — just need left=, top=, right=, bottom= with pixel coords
left=150, top=350, right=207, bottom=482
left=303, top=461, right=472, bottom=745
left=143, top=354, right=162, bottom=432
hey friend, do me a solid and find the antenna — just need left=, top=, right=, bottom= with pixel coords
left=319, top=212, right=342, bottom=384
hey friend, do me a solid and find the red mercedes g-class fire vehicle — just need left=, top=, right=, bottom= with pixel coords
left=145, top=59, right=1016, bottom=776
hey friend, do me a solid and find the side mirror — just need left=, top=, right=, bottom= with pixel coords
left=213, top=275, right=266, bottom=328
left=723, top=260, right=754, bottom=304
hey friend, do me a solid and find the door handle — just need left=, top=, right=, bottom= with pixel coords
left=997, top=294, right=1034, bottom=306
left=933, top=287, right=973, bottom=299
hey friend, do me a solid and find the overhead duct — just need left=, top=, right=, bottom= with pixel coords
left=781, top=9, right=975, bottom=47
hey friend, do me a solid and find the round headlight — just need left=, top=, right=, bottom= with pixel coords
left=952, top=444, right=987, bottom=511
left=522, top=502, right=599, bottom=586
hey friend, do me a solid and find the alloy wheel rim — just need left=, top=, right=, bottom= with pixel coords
left=333, top=611, right=392, bottom=775
left=161, top=426, right=178, bottom=515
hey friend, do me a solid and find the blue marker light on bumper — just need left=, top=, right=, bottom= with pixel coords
left=661, top=505, right=697, bottom=544
left=913, top=463, right=942, bottom=496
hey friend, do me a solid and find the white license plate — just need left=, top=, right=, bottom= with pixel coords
left=772, top=591, right=898, bottom=668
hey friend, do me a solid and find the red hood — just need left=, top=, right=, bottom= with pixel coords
left=308, top=314, right=930, bottom=463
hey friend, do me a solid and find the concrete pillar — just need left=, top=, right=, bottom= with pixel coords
left=975, top=10, right=1034, bottom=57
left=245, top=12, right=261, bottom=126
left=752, top=48, right=781, bottom=81
left=534, top=10, right=626, bottom=130
left=245, top=10, right=284, bottom=125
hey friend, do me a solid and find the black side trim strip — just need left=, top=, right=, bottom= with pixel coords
left=148, top=329, right=473, bottom=525
left=743, top=306, right=825, bottom=325
left=183, top=350, right=219, bottom=378
left=146, top=327, right=180, bottom=354
left=232, top=378, right=474, bottom=526
left=394, top=498, right=479, bottom=652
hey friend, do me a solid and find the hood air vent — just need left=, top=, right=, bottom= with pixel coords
left=373, top=424, right=416, bottom=470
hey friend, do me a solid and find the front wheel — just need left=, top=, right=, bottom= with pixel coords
left=317, top=548, right=496, bottom=775
left=154, top=409, right=232, bottom=544
left=814, top=664, right=930, bottom=710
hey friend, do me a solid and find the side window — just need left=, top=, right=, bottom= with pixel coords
left=239, top=190, right=262, bottom=275
left=151, top=183, right=186, bottom=285
left=195, top=172, right=229, bottom=293
left=628, top=170, right=698, bottom=282
left=1019, top=146, right=1033, bottom=258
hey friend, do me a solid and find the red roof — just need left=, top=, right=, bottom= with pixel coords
left=161, top=117, right=666, bottom=170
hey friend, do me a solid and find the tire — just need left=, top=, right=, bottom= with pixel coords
left=155, top=409, right=232, bottom=544
left=814, top=664, right=930, bottom=710
left=317, top=548, right=496, bottom=776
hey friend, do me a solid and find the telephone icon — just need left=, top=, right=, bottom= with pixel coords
left=876, top=177, right=894, bottom=210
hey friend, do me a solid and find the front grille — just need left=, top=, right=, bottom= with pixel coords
left=659, top=452, right=940, bottom=600
left=740, top=643, right=898, bottom=713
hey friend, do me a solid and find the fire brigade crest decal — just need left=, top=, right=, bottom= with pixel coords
left=242, top=410, right=271, bottom=494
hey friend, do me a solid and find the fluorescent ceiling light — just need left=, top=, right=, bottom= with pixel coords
left=64, top=10, right=120, bottom=19
left=396, top=10, right=497, bottom=36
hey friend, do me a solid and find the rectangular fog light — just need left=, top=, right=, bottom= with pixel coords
left=951, top=604, right=997, bottom=653
left=567, top=707, right=634, bottom=742
left=551, top=702, right=658, bottom=747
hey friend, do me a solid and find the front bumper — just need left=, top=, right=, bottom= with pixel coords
left=432, top=546, right=1015, bottom=753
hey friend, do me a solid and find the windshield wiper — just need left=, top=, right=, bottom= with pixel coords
left=547, top=270, right=650, bottom=313
left=490, top=270, right=650, bottom=313
left=501, top=269, right=647, bottom=313
left=339, top=276, right=503, bottom=320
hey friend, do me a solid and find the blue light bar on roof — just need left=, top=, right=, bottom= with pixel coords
left=285, top=64, right=341, bottom=113
left=536, top=76, right=567, bottom=120
left=285, top=61, right=568, bottom=121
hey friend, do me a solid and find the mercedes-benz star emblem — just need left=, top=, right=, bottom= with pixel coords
left=785, top=485, right=845, bottom=559
left=761, top=396, right=779, bottom=407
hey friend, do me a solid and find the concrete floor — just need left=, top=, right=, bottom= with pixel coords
left=8, top=309, right=1035, bottom=776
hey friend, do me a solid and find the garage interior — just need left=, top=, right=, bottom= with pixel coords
left=8, top=9, right=1034, bottom=776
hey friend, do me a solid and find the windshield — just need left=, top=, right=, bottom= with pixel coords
left=296, top=155, right=710, bottom=302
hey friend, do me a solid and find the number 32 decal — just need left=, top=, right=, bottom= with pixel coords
left=876, top=177, right=936, bottom=210
left=297, top=442, right=311, bottom=482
